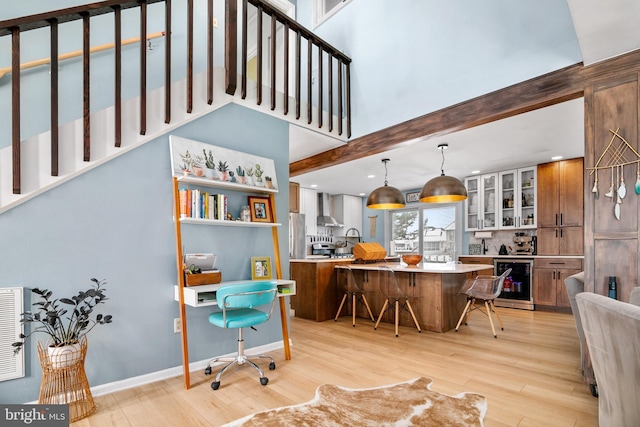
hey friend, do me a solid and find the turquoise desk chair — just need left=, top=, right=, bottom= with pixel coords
left=205, top=281, right=278, bottom=390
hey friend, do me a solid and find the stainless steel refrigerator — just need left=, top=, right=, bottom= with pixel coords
left=289, top=212, right=306, bottom=259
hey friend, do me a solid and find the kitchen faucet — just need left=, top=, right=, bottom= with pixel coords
left=481, top=239, right=488, bottom=254
left=345, top=228, right=361, bottom=242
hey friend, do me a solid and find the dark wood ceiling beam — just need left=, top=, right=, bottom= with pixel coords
left=290, top=49, right=640, bottom=177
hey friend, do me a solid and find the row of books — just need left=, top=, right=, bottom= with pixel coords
left=179, top=189, right=227, bottom=220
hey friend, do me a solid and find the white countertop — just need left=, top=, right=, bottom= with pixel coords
left=460, top=254, right=584, bottom=259
left=337, top=262, right=494, bottom=274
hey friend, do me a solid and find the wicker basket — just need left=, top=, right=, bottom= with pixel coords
left=353, top=242, right=387, bottom=261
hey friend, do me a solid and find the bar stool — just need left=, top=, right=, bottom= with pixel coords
left=455, top=268, right=511, bottom=338
left=374, top=265, right=421, bottom=337
left=335, top=265, right=376, bottom=326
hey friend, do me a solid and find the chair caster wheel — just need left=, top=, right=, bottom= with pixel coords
left=269, top=362, right=276, bottom=370
left=260, top=377, right=269, bottom=386
left=204, top=366, right=212, bottom=375
left=211, top=381, right=220, bottom=390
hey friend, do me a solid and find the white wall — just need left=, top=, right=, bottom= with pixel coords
left=296, top=0, right=582, bottom=139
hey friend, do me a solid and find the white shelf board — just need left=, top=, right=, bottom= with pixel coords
left=175, top=279, right=296, bottom=308
left=179, top=217, right=281, bottom=227
left=176, top=175, right=278, bottom=194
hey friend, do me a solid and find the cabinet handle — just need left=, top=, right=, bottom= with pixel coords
left=555, top=229, right=558, bottom=238
left=560, top=213, right=563, bottom=226
left=560, top=229, right=563, bottom=238
left=555, top=213, right=558, bottom=226
left=553, top=271, right=556, bottom=280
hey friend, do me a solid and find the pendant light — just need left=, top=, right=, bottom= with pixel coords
left=419, top=143, right=468, bottom=203
left=366, top=159, right=406, bottom=209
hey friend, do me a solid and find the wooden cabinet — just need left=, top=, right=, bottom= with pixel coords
left=498, top=167, right=537, bottom=229
left=537, top=158, right=584, bottom=255
left=538, top=158, right=584, bottom=228
left=536, top=226, right=584, bottom=256
left=299, top=187, right=317, bottom=236
left=465, top=173, right=499, bottom=231
left=332, top=194, right=363, bottom=235
left=458, top=256, right=494, bottom=279
left=289, top=181, right=300, bottom=213
left=533, top=258, right=582, bottom=308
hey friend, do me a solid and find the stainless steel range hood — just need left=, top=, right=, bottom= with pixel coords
left=317, top=193, right=343, bottom=227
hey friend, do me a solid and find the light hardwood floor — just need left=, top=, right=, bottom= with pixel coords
left=74, top=308, right=598, bottom=426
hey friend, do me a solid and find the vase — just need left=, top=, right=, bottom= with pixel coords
left=47, top=341, right=83, bottom=369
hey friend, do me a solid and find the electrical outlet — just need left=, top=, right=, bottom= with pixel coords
left=213, top=17, right=218, bottom=28
left=173, top=318, right=182, bottom=333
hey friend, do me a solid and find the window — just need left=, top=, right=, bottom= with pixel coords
left=314, top=0, right=352, bottom=28
left=388, top=204, right=459, bottom=263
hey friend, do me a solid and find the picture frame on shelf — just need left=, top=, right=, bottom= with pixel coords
left=251, top=256, right=272, bottom=280
left=248, top=196, right=272, bottom=222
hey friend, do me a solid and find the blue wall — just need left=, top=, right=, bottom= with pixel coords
left=0, top=103, right=290, bottom=403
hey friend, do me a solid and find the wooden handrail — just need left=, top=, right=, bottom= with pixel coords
left=0, top=31, right=164, bottom=79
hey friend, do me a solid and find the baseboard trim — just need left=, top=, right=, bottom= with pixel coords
left=90, top=340, right=291, bottom=397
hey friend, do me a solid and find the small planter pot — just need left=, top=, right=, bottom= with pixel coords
left=47, top=342, right=83, bottom=369
left=204, top=167, right=217, bottom=179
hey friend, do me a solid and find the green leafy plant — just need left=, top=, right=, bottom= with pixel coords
left=217, top=160, right=229, bottom=172
left=255, top=164, right=264, bottom=182
left=235, top=166, right=245, bottom=177
left=12, top=278, right=113, bottom=355
left=203, top=149, right=215, bottom=169
left=245, top=166, right=254, bottom=177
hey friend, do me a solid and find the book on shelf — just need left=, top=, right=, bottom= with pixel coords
left=178, top=189, right=228, bottom=220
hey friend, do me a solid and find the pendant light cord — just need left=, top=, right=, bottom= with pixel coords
left=439, top=145, right=446, bottom=176
left=383, top=159, right=389, bottom=186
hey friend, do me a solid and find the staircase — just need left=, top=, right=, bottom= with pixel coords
left=0, top=0, right=351, bottom=214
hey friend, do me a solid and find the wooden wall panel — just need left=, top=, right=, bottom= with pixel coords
left=584, top=72, right=640, bottom=300
left=592, top=78, right=639, bottom=233
left=593, top=239, right=638, bottom=302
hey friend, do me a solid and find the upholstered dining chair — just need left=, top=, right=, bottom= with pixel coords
left=205, top=281, right=277, bottom=390
left=455, top=268, right=511, bottom=338
left=335, top=265, right=376, bottom=326
left=564, top=271, right=598, bottom=396
left=576, top=292, right=640, bottom=426
left=374, top=265, right=421, bottom=337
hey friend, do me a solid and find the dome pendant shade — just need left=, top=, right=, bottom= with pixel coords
left=419, top=174, right=468, bottom=203
left=366, top=158, right=406, bottom=209
left=367, top=184, right=406, bottom=209
left=419, top=143, right=468, bottom=203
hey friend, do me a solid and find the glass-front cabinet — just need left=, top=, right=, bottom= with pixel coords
left=465, top=173, right=499, bottom=231
left=498, top=167, right=537, bottom=229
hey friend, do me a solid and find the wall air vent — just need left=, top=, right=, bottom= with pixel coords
left=0, top=287, right=24, bottom=381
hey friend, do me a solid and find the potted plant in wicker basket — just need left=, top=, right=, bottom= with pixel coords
left=12, top=278, right=113, bottom=368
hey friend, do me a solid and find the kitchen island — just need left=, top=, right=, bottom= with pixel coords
left=290, top=258, right=355, bottom=321
left=336, top=262, right=494, bottom=332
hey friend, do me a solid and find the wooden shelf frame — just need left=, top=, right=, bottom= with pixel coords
left=172, top=176, right=291, bottom=390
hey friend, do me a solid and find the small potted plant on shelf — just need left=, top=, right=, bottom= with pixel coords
left=203, top=149, right=217, bottom=179
left=179, top=150, right=193, bottom=175
left=245, top=166, right=255, bottom=186
left=235, top=166, right=246, bottom=184
left=254, top=163, right=264, bottom=186
left=12, top=278, right=113, bottom=368
left=191, top=153, right=205, bottom=177
left=217, top=160, right=229, bottom=181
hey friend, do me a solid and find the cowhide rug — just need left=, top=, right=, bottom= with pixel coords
left=223, top=377, right=487, bottom=427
